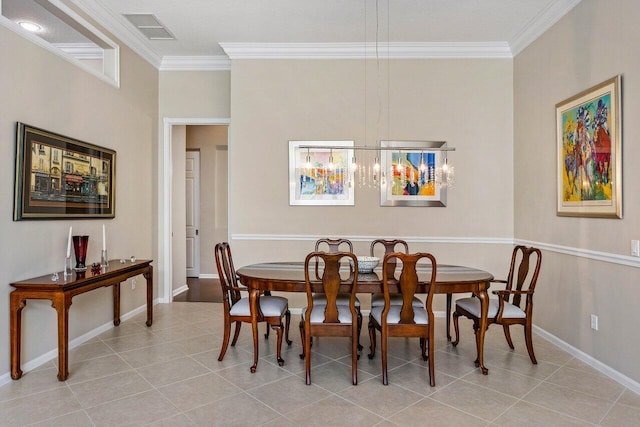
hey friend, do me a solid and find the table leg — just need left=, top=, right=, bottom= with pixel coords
left=249, top=288, right=259, bottom=373
left=446, top=293, right=452, bottom=341
left=476, top=286, right=489, bottom=375
left=51, top=293, right=71, bottom=381
left=10, top=293, right=26, bottom=380
left=144, top=266, right=153, bottom=327
left=113, top=283, right=121, bottom=326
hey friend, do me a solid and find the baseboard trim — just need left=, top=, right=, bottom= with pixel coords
left=172, top=285, right=189, bottom=297
left=199, top=273, right=218, bottom=279
left=534, top=324, right=640, bottom=395
left=0, top=299, right=161, bottom=388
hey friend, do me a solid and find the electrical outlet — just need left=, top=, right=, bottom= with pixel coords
left=590, top=314, right=598, bottom=331
left=631, top=240, right=640, bottom=257
left=131, top=279, right=136, bottom=290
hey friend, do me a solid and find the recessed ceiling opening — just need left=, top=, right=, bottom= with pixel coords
left=0, top=0, right=120, bottom=87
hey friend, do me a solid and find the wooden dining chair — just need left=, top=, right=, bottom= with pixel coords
left=369, top=239, right=421, bottom=309
left=299, top=251, right=360, bottom=385
left=312, top=238, right=362, bottom=350
left=452, top=245, right=542, bottom=364
left=214, top=242, right=291, bottom=367
left=368, top=252, right=437, bottom=386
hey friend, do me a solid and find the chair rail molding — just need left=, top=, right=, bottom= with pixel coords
left=230, top=234, right=640, bottom=268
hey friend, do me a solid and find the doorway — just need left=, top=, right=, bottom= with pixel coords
left=161, top=118, right=230, bottom=303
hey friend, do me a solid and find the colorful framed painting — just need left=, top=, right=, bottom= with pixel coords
left=289, top=140, right=355, bottom=206
left=380, top=140, right=448, bottom=207
left=14, top=123, right=116, bottom=220
left=556, top=76, right=622, bottom=218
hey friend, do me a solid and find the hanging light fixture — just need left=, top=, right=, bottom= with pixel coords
left=295, top=0, right=455, bottom=191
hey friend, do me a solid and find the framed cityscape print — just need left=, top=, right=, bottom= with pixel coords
left=14, top=122, right=116, bottom=220
left=556, top=76, right=622, bottom=218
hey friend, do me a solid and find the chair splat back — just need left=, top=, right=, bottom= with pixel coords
left=214, top=242, right=241, bottom=307
left=305, top=251, right=357, bottom=323
left=504, top=245, right=542, bottom=309
left=371, top=239, right=409, bottom=279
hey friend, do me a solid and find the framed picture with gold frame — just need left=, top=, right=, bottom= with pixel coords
left=13, top=122, right=116, bottom=220
left=556, top=76, right=622, bottom=218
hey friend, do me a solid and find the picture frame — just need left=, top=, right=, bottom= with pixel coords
left=380, top=140, right=448, bottom=207
left=289, top=140, right=355, bottom=206
left=13, top=122, right=116, bottom=220
left=556, top=76, right=622, bottom=218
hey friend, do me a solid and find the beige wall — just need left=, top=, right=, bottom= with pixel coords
left=0, top=25, right=157, bottom=373
left=228, top=58, right=515, bottom=307
left=186, top=125, right=229, bottom=275
left=514, top=0, right=640, bottom=382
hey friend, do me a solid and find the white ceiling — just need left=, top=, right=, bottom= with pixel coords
left=41, top=0, right=584, bottom=68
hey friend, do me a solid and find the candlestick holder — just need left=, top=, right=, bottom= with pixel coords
left=64, top=256, right=73, bottom=278
left=101, top=249, right=108, bottom=268
left=72, top=235, right=89, bottom=271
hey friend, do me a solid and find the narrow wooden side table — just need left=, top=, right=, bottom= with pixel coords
left=10, top=259, right=153, bottom=381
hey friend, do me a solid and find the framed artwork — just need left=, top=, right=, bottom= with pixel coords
left=14, top=123, right=116, bottom=220
left=380, top=140, right=448, bottom=207
left=556, top=76, right=622, bottom=218
left=289, top=140, right=355, bottom=206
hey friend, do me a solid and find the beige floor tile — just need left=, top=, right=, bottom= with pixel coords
left=248, top=375, right=331, bottom=415
left=0, top=387, right=82, bottom=426
left=617, top=389, right=640, bottom=409
left=430, top=379, right=518, bottom=422
left=174, top=333, right=221, bottom=355
left=353, top=352, right=409, bottom=376
left=157, top=372, right=243, bottom=411
left=101, top=330, right=161, bottom=352
left=191, top=348, right=255, bottom=371
left=65, top=354, right=131, bottom=385
left=147, top=413, right=197, bottom=427
left=215, top=359, right=293, bottom=391
left=285, top=395, right=384, bottom=426
left=545, top=365, right=625, bottom=401
left=64, top=341, right=115, bottom=364
left=184, top=393, right=281, bottom=427
left=492, top=401, right=594, bottom=426
left=523, top=382, right=614, bottom=424
left=118, top=341, right=187, bottom=368
left=68, top=370, right=152, bottom=408
left=0, top=367, right=65, bottom=402
left=461, top=366, right=542, bottom=398
left=338, top=380, right=424, bottom=418
left=85, top=389, right=180, bottom=426
left=27, top=410, right=94, bottom=427
left=600, top=403, right=640, bottom=426
left=385, top=361, right=456, bottom=395
left=149, top=324, right=211, bottom=342
left=96, top=321, right=147, bottom=340
left=136, top=356, right=210, bottom=387
left=294, top=360, right=374, bottom=392
left=388, top=396, right=487, bottom=427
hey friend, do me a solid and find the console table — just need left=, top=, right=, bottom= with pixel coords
left=10, top=259, right=153, bottom=381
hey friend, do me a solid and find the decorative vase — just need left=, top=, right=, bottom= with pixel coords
left=72, top=235, right=89, bottom=271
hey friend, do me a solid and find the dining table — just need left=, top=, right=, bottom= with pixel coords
left=236, top=261, right=494, bottom=375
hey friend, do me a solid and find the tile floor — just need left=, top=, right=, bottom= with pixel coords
left=1, top=302, right=639, bottom=426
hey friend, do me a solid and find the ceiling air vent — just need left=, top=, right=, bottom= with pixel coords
left=123, top=14, right=175, bottom=40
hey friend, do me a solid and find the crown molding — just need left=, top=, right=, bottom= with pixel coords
left=160, top=56, right=231, bottom=71
left=220, top=42, right=512, bottom=60
left=509, top=0, right=582, bottom=56
left=70, top=0, right=162, bottom=68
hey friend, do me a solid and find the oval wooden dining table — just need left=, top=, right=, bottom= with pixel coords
left=236, top=262, right=494, bottom=375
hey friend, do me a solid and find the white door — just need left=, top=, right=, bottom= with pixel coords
left=186, top=151, right=200, bottom=277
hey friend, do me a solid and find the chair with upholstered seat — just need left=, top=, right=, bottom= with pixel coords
left=299, top=251, right=360, bottom=385
left=312, top=238, right=362, bottom=349
left=368, top=252, right=437, bottom=386
left=452, top=245, right=542, bottom=364
left=215, top=242, right=291, bottom=366
left=369, top=239, right=422, bottom=309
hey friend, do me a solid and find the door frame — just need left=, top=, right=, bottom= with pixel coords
left=160, top=117, right=230, bottom=303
